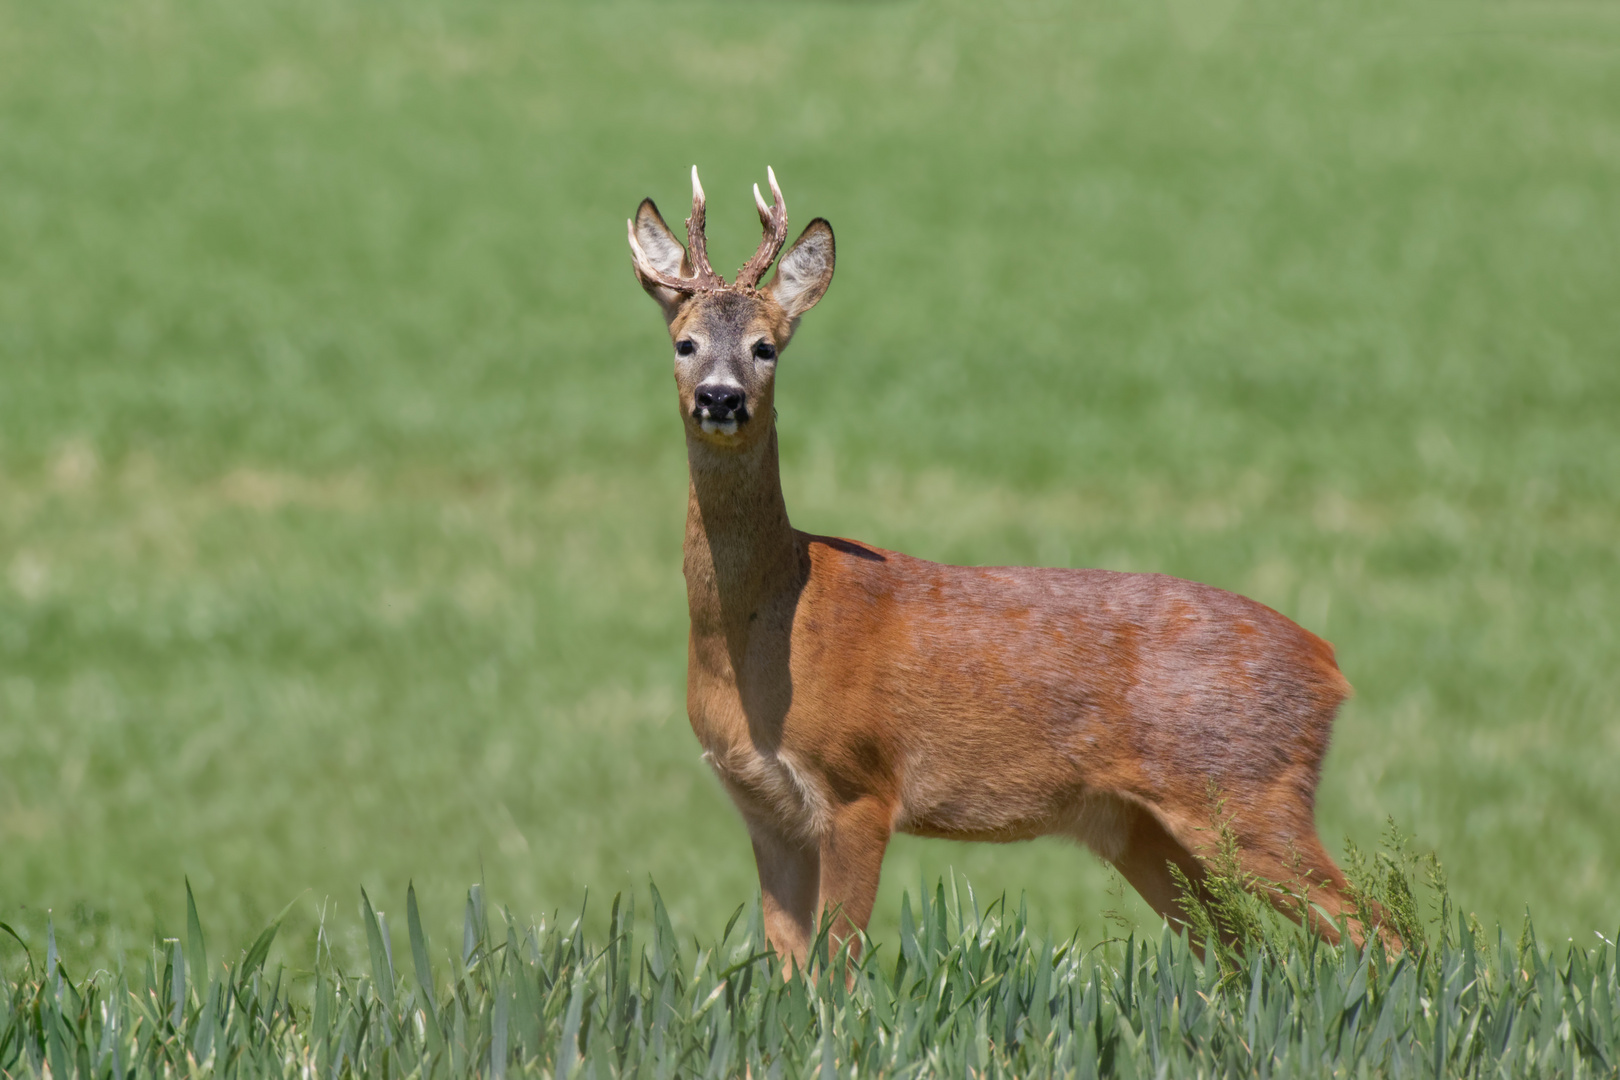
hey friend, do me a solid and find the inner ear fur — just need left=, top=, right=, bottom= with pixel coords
left=766, top=219, right=835, bottom=320
left=633, top=199, right=692, bottom=319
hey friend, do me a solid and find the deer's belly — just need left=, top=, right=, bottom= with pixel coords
left=894, top=783, right=1134, bottom=861
left=888, top=736, right=1135, bottom=861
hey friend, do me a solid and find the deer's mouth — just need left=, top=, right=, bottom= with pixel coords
left=694, top=405, right=749, bottom=437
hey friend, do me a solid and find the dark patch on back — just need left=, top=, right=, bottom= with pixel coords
left=811, top=536, right=887, bottom=561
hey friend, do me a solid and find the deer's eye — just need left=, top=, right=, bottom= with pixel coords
left=753, top=341, right=777, bottom=361
left=675, top=340, right=696, bottom=357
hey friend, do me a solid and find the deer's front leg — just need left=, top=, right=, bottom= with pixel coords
left=817, top=797, right=894, bottom=962
left=749, top=823, right=819, bottom=969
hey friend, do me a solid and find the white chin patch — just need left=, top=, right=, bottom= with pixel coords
left=700, top=419, right=739, bottom=436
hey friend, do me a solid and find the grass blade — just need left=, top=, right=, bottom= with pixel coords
left=360, top=887, right=396, bottom=1011
left=240, top=894, right=301, bottom=979
left=185, top=878, right=208, bottom=999
left=406, top=881, right=440, bottom=1015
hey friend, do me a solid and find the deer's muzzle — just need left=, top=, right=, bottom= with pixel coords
left=694, top=383, right=749, bottom=430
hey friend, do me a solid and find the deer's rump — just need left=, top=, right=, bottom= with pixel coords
left=787, top=536, right=1352, bottom=845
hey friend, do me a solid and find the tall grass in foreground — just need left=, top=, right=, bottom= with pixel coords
left=3, top=857, right=1616, bottom=1079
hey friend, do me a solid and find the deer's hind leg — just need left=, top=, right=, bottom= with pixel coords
left=1226, top=829, right=1391, bottom=947
left=1155, top=783, right=1372, bottom=946
left=1107, top=803, right=1211, bottom=929
left=1112, top=793, right=1369, bottom=947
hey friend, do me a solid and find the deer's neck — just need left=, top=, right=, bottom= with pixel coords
left=683, top=427, right=801, bottom=643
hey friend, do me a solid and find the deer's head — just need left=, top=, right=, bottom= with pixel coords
left=629, top=168, right=835, bottom=450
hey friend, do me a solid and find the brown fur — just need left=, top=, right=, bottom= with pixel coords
left=631, top=170, right=1364, bottom=967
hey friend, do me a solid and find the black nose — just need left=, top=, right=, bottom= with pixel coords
left=694, top=383, right=745, bottom=418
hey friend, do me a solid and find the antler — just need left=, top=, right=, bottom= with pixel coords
left=627, top=166, right=786, bottom=293
left=682, top=166, right=725, bottom=290
left=735, top=166, right=788, bottom=289
left=626, top=166, right=727, bottom=294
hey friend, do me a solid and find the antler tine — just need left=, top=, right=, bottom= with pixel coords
left=627, top=218, right=697, bottom=293
left=735, top=165, right=788, bottom=289
left=684, top=165, right=724, bottom=288
left=766, top=165, right=784, bottom=216
left=753, top=182, right=772, bottom=224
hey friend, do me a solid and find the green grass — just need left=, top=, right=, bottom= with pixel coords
left=4, top=874, right=1619, bottom=1078
left=2, top=0, right=1618, bottom=971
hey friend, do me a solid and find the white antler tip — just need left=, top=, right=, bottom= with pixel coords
left=753, top=183, right=769, bottom=216
left=766, top=166, right=784, bottom=210
left=690, top=165, right=705, bottom=203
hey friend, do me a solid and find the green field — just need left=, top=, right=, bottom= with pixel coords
left=1, top=0, right=1617, bottom=972
left=7, top=877, right=1619, bottom=1078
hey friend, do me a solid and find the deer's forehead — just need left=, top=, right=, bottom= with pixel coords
left=673, top=292, right=785, bottom=344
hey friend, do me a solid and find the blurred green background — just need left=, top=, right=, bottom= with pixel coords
left=2, top=0, right=1617, bottom=968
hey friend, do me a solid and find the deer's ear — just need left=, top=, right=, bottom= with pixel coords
left=631, top=199, right=691, bottom=319
left=765, top=219, right=834, bottom=320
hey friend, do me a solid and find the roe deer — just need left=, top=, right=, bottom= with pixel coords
left=628, top=167, right=1368, bottom=966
